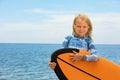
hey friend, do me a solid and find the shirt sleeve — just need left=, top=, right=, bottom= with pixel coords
left=62, top=35, right=72, bottom=48
left=83, top=40, right=99, bottom=61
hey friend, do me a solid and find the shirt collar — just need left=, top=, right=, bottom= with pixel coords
left=73, top=35, right=85, bottom=39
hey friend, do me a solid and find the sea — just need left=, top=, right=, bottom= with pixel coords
left=0, top=43, right=120, bottom=80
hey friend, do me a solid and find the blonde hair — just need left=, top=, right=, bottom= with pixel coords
left=73, top=14, right=93, bottom=39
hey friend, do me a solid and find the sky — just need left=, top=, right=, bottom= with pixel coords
left=0, top=0, right=120, bottom=44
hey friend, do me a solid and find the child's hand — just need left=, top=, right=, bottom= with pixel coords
left=69, top=50, right=84, bottom=62
left=48, top=60, right=56, bottom=70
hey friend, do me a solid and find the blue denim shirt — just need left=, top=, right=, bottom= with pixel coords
left=62, top=35, right=99, bottom=61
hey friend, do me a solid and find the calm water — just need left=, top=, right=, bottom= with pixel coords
left=0, top=43, right=120, bottom=80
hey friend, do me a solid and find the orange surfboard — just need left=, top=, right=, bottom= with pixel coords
left=51, top=48, right=120, bottom=80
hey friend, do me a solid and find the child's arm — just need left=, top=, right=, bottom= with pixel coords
left=84, top=41, right=99, bottom=61
left=69, top=49, right=99, bottom=62
left=62, top=35, right=72, bottom=48
left=49, top=36, right=73, bottom=69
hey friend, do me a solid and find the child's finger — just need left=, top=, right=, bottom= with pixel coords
left=72, top=50, right=78, bottom=54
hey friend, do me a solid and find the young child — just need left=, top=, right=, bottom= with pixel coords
left=49, top=14, right=99, bottom=69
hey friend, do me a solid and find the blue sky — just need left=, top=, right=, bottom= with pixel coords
left=0, top=0, right=120, bottom=44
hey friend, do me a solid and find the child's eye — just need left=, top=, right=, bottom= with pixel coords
left=83, top=26, right=87, bottom=28
left=76, top=26, right=86, bottom=28
left=75, top=25, right=81, bottom=28
left=77, top=26, right=81, bottom=28
left=76, top=26, right=81, bottom=28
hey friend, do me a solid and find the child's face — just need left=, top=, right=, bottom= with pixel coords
left=74, top=19, right=89, bottom=37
